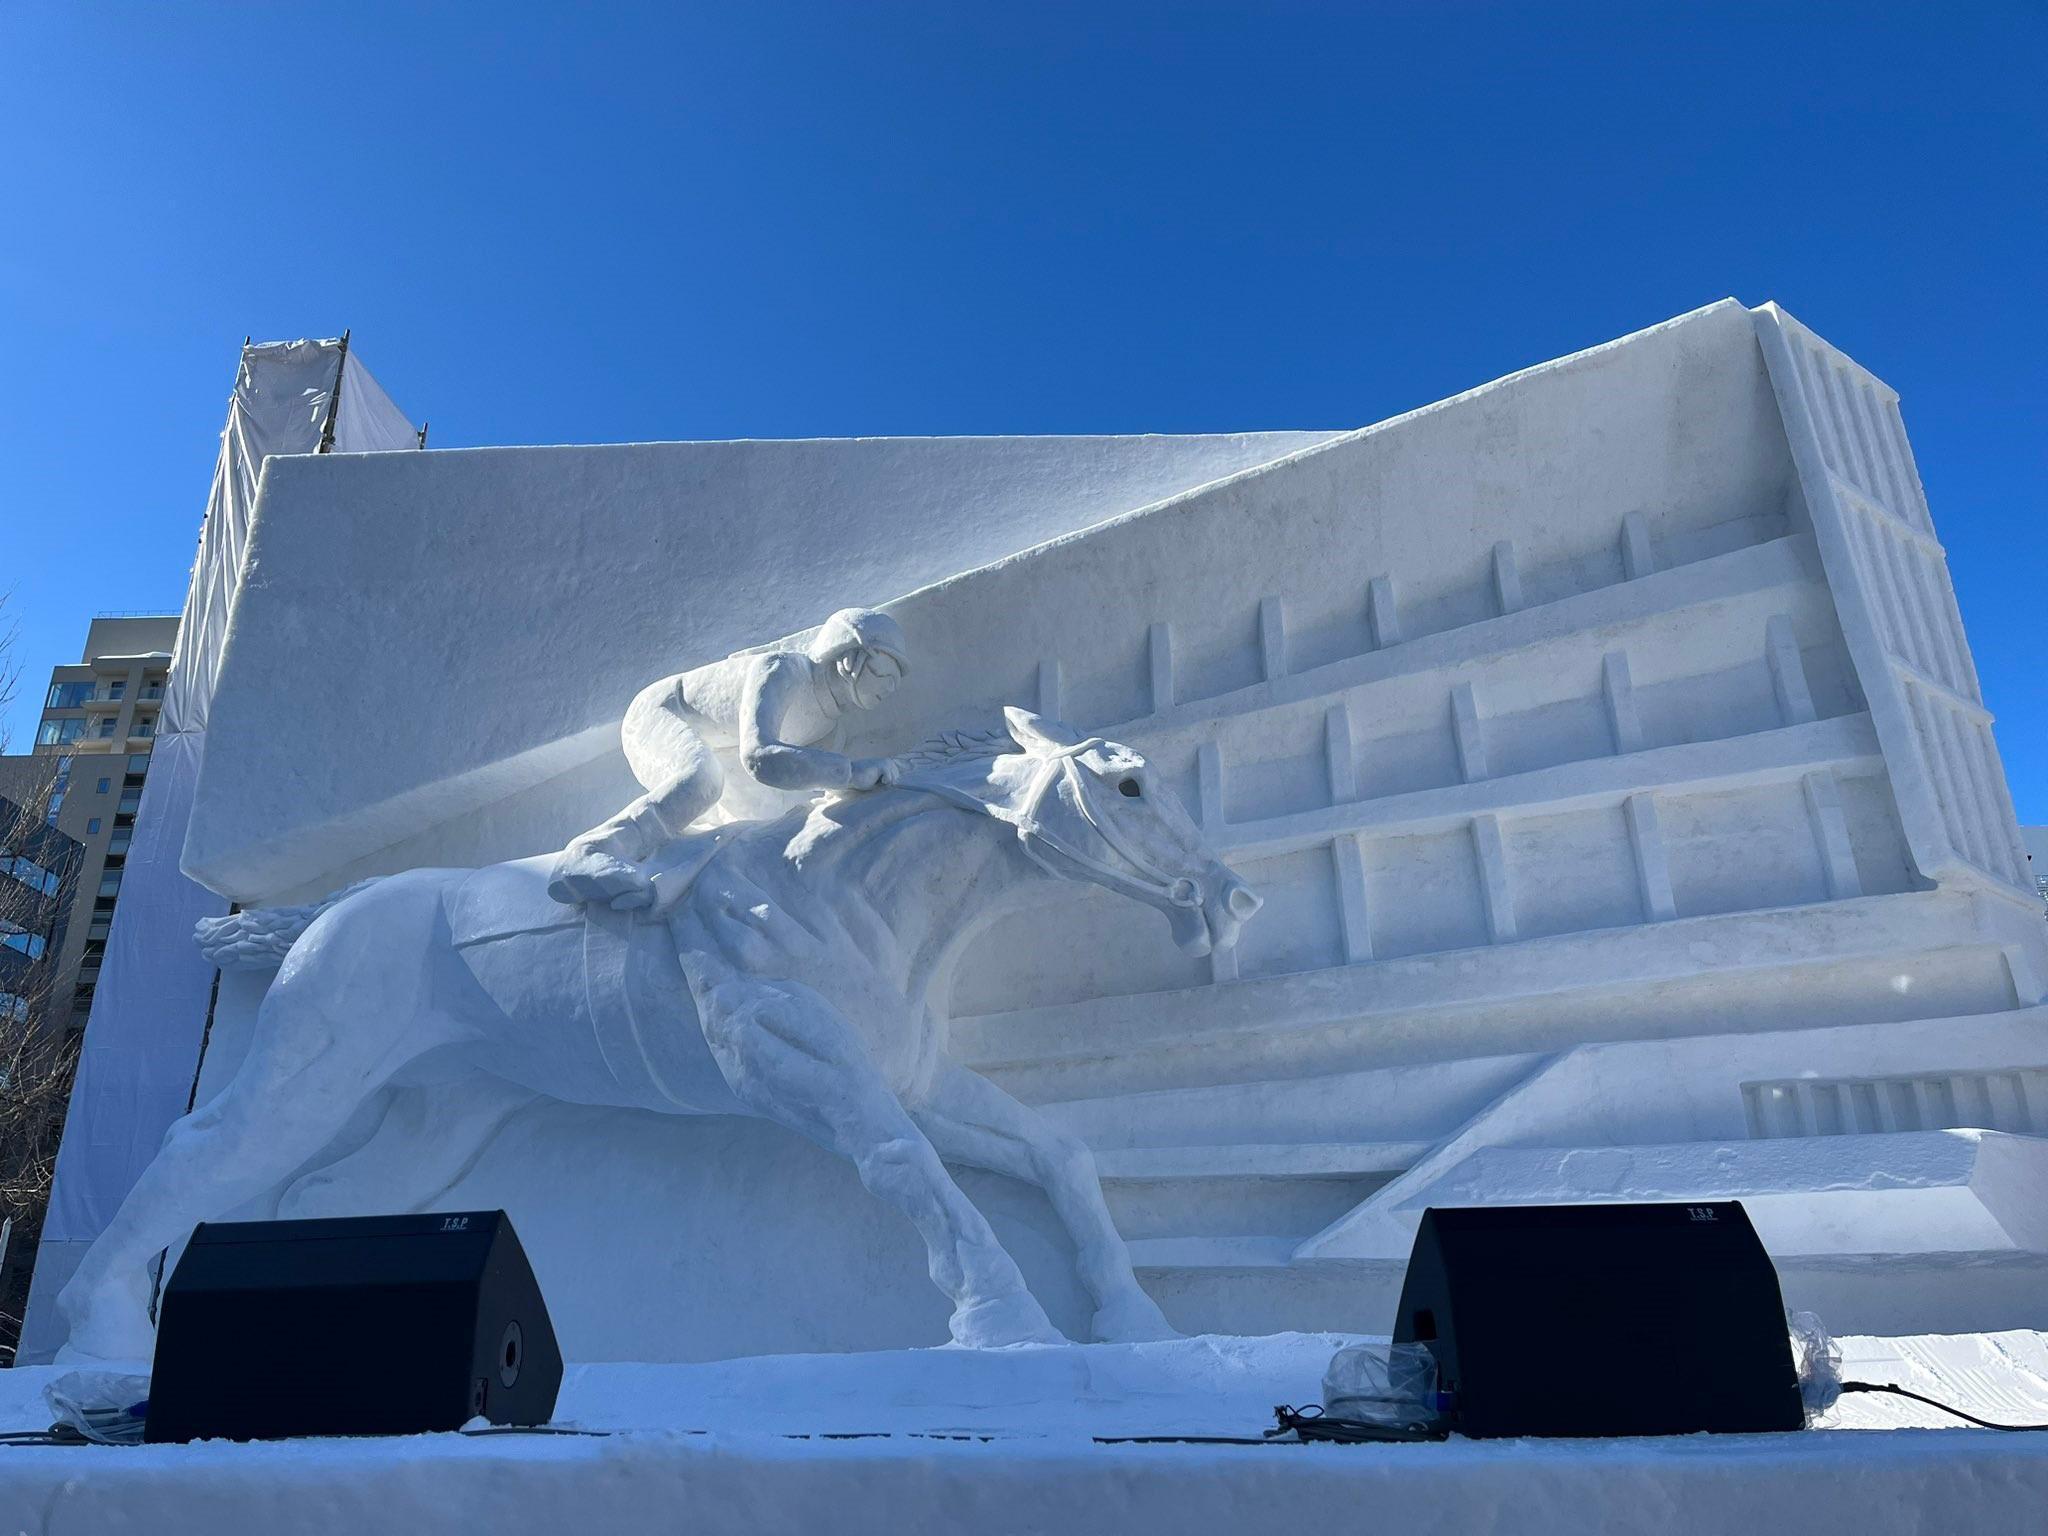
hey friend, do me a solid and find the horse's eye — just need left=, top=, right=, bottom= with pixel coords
left=1118, top=777, right=1142, bottom=798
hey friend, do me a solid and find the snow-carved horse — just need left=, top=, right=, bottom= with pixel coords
left=59, top=709, right=1261, bottom=1360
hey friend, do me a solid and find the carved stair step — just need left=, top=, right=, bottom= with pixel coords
left=1116, top=533, right=1819, bottom=746
left=1211, top=712, right=1880, bottom=863
left=958, top=886, right=1969, bottom=1073
left=1093, top=1141, right=1430, bottom=1181
left=1126, top=1235, right=1300, bottom=1271
left=1132, top=1257, right=1409, bottom=1336
left=962, top=889, right=2005, bottom=1104
left=1094, top=1144, right=1422, bottom=1243
left=1035, top=1053, right=1545, bottom=1155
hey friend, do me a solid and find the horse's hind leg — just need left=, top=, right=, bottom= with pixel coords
left=279, top=1076, right=541, bottom=1220
left=695, top=974, right=1063, bottom=1348
left=912, top=1063, right=1177, bottom=1343
left=58, top=940, right=445, bottom=1360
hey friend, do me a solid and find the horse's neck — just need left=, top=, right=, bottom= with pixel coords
left=804, top=778, right=1038, bottom=1002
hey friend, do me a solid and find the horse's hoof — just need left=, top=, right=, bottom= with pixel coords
left=56, top=1269, right=155, bottom=1368
left=1091, top=1289, right=1180, bottom=1343
left=949, top=1290, right=1065, bottom=1348
left=56, top=1294, right=157, bottom=1365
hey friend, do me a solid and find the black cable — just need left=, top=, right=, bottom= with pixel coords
left=1267, top=1405, right=1447, bottom=1444
left=1840, top=1381, right=2048, bottom=1432
left=15, top=1386, right=2036, bottom=1450
left=1, top=1423, right=613, bottom=1446
left=0, top=1426, right=90, bottom=1447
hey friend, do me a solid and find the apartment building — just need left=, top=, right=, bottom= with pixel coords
left=8, top=614, right=180, bottom=1027
left=0, top=794, right=81, bottom=1034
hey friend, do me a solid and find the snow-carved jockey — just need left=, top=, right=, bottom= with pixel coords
left=548, top=607, right=912, bottom=909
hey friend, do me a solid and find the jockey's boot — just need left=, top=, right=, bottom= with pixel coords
left=546, top=806, right=662, bottom=909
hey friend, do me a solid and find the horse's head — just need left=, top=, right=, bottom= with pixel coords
left=980, top=706, right=1263, bottom=958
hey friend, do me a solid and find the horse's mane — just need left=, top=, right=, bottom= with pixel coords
left=896, top=724, right=1013, bottom=770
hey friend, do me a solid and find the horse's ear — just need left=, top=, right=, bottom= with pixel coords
left=1003, top=706, right=1083, bottom=755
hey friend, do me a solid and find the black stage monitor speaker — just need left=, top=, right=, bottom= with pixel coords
left=1392, top=1201, right=1804, bottom=1438
left=146, top=1210, right=562, bottom=1443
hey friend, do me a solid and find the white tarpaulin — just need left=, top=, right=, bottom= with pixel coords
left=20, top=339, right=416, bottom=1360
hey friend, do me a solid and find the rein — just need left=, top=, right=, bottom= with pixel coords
left=901, top=742, right=1203, bottom=912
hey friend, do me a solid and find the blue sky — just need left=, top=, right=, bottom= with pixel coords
left=2, top=2, right=2041, bottom=814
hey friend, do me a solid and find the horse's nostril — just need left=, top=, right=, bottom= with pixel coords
left=1228, top=884, right=1262, bottom=919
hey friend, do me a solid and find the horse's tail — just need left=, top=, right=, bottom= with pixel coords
left=195, top=878, right=386, bottom=970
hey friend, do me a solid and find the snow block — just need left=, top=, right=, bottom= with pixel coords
left=1389, top=1129, right=2048, bottom=1258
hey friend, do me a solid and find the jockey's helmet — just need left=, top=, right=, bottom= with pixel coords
left=808, top=608, right=911, bottom=677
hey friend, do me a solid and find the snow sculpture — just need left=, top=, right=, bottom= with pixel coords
left=549, top=608, right=913, bottom=909
left=58, top=707, right=1262, bottom=1362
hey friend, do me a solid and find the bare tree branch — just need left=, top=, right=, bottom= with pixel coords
left=0, top=598, right=82, bottom=1358
left=0, top=585, right=20, bottom=757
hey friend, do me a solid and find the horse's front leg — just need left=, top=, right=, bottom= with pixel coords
left=693, top=975, right=1063, bottom=1348
left=911, top=1064, right=1177, bottom=1343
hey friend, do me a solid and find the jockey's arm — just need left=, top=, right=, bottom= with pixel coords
left=739, top=657, right=857, bottom=791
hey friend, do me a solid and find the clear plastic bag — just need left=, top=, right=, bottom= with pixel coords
left=1322, top=1340, right=1447, bottom=1432
left=43, top=1369, right=151, bottom=1445
left=1788, top=1310, right=1842, bottom=1423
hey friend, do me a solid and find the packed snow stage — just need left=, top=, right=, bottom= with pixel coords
left=4, top=1332, right=2048, bottom=1535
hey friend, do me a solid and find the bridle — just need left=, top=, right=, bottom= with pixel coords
left=898, top=740, right=1206, bottom=912
left=1009, top=740, right=1206, bottom=911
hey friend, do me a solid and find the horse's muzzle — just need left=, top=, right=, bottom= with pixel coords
left=1170, top=874, right=1263, bottom=956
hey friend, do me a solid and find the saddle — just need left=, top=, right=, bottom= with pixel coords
left=447, top=827, right=744, bottom=1113
left=447, top=826, right=738, bottom=949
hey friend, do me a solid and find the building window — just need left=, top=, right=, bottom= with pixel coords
left=117, top=790, right=141, bottom=815
left=128, top=753, right=151, bottom=774
left=36, top=718, right=88, bottom=747
left=96, top=777, right=110, bottom=795
left=133, top=715, right=156, bottom=739
left=98, top=871, right=122, bottom=899
left=0, top=994, right=28, bottom=1023
left=1, top=930, right=47, bottom=960
left=95, top=717, right=117, bottom=739
left=87, top=817, right=102, bottom=835
left=3, top=855, right=61, bottom=896
left=106, top=830, right=131, bottom=856
left=45, top=682, right=93, bottom=709
left=46, top=792, right=62, bottom=825
left=106, top=680, right=126, bottom=701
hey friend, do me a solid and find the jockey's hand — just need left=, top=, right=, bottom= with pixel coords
left=848, top=756, right=902, bottom=791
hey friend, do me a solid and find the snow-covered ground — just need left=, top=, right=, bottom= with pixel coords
left=0, top=1331, right=2043, bottom=1534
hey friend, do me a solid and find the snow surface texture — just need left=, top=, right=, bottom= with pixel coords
left=0, top=1331, right=2044, bottom=1534
left=103, top=298, right=2046, bottom=1371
